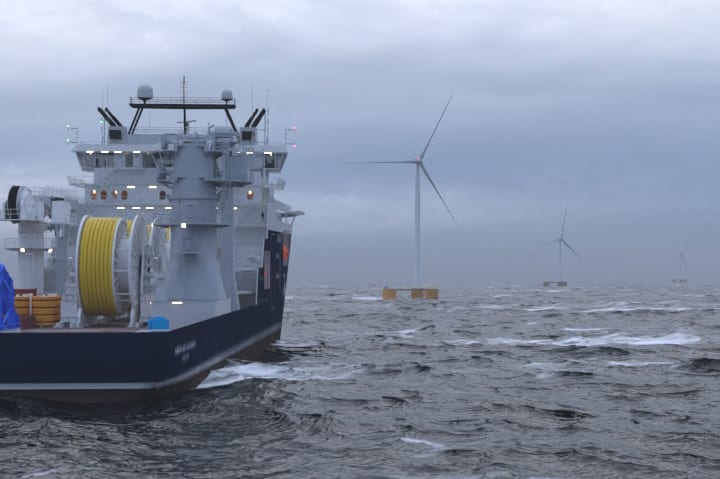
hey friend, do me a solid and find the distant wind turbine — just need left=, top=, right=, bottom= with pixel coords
left=671, top=250, right=689, bottom=283
left=680, top=251, right=688, bottom=275
left=354, top=96, right=457, bottom=288
left=543, top=208, right=580, bottom=285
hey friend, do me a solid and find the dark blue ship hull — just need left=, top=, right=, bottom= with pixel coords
left=0, top=231, right=291, bottom=403
left=0, top=301, right=282, bottom=403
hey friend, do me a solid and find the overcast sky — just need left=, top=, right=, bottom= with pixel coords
left=2, top=0, right=720, bottom=288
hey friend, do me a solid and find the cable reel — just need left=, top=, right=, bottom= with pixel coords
left=75, top=215, right=146, bottom=325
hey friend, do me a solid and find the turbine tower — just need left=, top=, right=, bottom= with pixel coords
left=671, top=251, right=689, bottom=283
left=543, top=208, right=580, bottom=287
left=356, top=97, right=457, bottom=298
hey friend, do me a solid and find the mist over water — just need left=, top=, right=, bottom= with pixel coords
left=1, top=283, right=719, bottom=478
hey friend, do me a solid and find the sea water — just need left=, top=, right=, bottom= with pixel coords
left=1, top=284, right=719, bottom=478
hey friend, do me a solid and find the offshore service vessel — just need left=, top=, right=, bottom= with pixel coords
left=0, top=84, right=302, bottom=402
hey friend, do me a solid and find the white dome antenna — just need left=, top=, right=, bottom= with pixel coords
left=137, top=84, right=154, bottom=102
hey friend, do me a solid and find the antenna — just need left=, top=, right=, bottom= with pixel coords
left=352, top=96, right=456, bottom=287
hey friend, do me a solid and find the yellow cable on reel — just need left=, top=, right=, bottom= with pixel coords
left=78, top=217, right=120, bottom=316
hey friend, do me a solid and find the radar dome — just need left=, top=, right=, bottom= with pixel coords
left=137, top=84, right=154, bottom=101
left=221, top=90, right=233, bottom=101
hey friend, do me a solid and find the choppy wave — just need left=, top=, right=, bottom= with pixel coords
left=5, top=284, right=720, bottom=479
left=684, top=357, right=720, bottom=373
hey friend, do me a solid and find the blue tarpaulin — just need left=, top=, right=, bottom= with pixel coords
left=0, top=264, right=19, bottom=330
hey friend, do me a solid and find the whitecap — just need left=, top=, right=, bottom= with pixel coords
left=198, top=361, right=362, bottom=389
left=272, top=339, right=323, bottom=350
left=556, top=332, right=700, bottom=347
left=352, top=296, right=382, bottom=301
left=526, top=306, right=567, bottom=312
left=582, top=303, right=693, bottom=313
left=607, top=360, right=675, bottom=367
left=488, top=338, right=548, bottom=346
left=488, top=332, right=701, bottom=348
left=397, top=328, right=418, bottom=337
left=477, top=304, right=514, bottom=310
left=401, top=437, right=446, bottom=451
left=610, top=332, right=700, bottom=346
left=21, top=470, right=67, bottom=479
left=562, top=327, right=607, bottom=332
left=444, top=339, right=481, bottom=346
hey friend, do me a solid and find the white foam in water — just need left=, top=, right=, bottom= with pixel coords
left=581, top=301, right=693, bottom=313
left=563, top=327, right=607, bottom=332
left=526, top=306, right=567, bottom=312
left=488, top=332, right=701, bottom=347
left=198, top=361, right=362, bottom=389
left=272, top=339, right=322, bottom=350
left=21, top=470, right=66, bottom=479
left=396, top=328, right=419, bottom=338
left=401, top=437, right=446, bottom=451
left=607, top=360, right=675, bottom=367
left=352, top=296, right=382, bottom=301
left=476, top=304, right=513, bottom=310
left=444, top=339, right=481, bottom=346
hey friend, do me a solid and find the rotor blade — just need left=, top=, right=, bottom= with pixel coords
left=418, top=95, right=453, bottom=162
left=540, top=239, right=560, bottom=247
left=419, top=163, right=458, bottom=225
left=348, top=160, right=417, bottom=165
left=560, top=207, right=568, bottom=238
left=561, top=239, right=581, bottom=259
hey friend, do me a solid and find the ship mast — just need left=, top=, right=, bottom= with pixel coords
left=182, top=75, right=188, bottom=134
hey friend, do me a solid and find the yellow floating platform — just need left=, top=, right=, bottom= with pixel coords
left=382, top=287, right=439, bottom=300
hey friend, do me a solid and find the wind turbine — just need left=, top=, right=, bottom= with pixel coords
left=355, top=97, right=457, bottom=293
left=543, top=208, right=580, bottom=287
left=671, top=251, right=689, bottom=283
